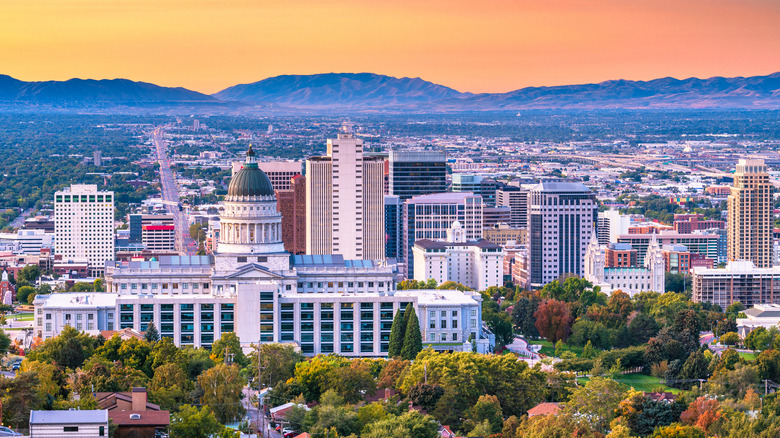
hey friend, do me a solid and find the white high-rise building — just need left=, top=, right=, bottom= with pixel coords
left=526, top=181, right=597, bottom=288
left=54, top=184, right=115, bottom=276
left=306, top=125, right=384, bottom=260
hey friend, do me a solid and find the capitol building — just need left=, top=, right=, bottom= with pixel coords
left=35, top=147, right=489, bottom=356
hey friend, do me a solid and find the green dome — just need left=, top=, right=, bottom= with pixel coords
left=227, top=146, right=274, bottom=198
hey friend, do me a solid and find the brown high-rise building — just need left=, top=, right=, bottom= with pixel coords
left=728, top=159, right=773, bottom=267
left=276, top=175, right=306, bottom=255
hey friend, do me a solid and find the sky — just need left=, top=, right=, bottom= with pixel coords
left=2, top=0, right=779, bottom=94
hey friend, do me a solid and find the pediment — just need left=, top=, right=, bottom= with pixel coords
left=215, top=263, right=286, bottom=280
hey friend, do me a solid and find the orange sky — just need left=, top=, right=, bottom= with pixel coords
left=2, top=0, right=779, bottom=94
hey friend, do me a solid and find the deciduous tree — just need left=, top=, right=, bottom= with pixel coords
left=534, top=299, right=573, bottom=343
left=197, top=363, right=245, bottom=423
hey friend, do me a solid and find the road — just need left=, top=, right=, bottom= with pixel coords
left=9, top=209, right=33, bottom=229
left=242, top=387, right=281, bottom=438
left=152, top=128, right=198, bottom=255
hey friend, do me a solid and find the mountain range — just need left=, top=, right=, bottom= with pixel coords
left=2, top=72, right=780, bottom=110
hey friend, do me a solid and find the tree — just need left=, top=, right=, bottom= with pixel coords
left=650, top=424, right=705, bottom=438
left=680, top=397, right=722, bottom=435
left=534, top=299, right=573, bottom=343
left=708, top=363, right=759, bottom=399
left=198, top=363, right=246, bottom=423
left=170, top=405, right=227, bottom=438
left=388, top=309, right=406, bottom=358
left=467, top=394, right=503, bottom=435
left=148, top=336, right=183, bottom=370
left=17, top=264, right=40, bottom=284
left=181, top=347, right=215, bottom=381
left=377, top=359, right=409, bottom=390
left=720, top=332, right=740, bottom=346
left=252, top=343, right=304, bottom=388
left=69, top=282, right=94, bottom=292
left=582, top=340, right=596, bottom=359
left=678, top=350, right=708, bottom=384
left=665, top=272, right=691, bottom=294
left=408, top=383, right=445, bottom=411
left=512, top=296, right=539, bottom=338
left=757, top=349, right=780, bottom=381
left=26, top=325, right=96, bottom=370
left=210, top=332, right=248, bottom=367
left=149, top=363, right=194, bottom=412
left=144, top=321, right=160, bottom=343
left=564, top=377, right=628, bottom=433
left=361, top=411, right=439, bottom=438
left=16, top=285, right=35, bottom=304
left=401, top=307, right=422, bottom=360
left=329, top=361, right=377, bottom=403
left=629, top=312, right=660, bottom=345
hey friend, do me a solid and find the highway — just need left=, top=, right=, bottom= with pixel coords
left=152, top=128, right=198, bottom=255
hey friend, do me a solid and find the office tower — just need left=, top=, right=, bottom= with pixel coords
left=728, top=158, right=773, bottom=268
left=276, top=175, right=306, bottom=255
left=306, top=126, right=385, bottom=260
left=93, top=150, right=102, bottom=167
left=597, top=210, right=632, bottom=244
left=233, top=161, right=303, bottom=192
left=141, top=223, right=175, bottom=251
left=692, top=261, right=780, bottom=308
left=618, top=231, right=719, bottom=265
left=404, top=192, right=483, bottom=279
left=496, top=185, right=530, bottom=228
left=388, top=150, right=447, bottom=201
left=527, top=181, right=597, bottom=287
left=54, top=184, right=115, bottom=276
left=451, top=174, right=498, bottom=205
left=384, top=195, right=402, bottom=260
left=482, top=206, right=511, bottom=228
left=128, top=214, right=175, bottom=244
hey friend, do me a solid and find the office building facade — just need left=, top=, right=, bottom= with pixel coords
left=728, top=158, right=773, bottom=268
left=527, top=181, right=597, bottom=288
left=388, top=150, right=447, bottom=202
left=276, top=175, right=306, bottom=255
left=54, top=184, right=115, bottom=276
left=496, top=185, right=530, bottom=229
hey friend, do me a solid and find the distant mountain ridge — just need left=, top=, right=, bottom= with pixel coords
left=0, top=75, right=215, bottom=103
left=2, top=71, right=780, bottom=109
left=214, top=73, right=465, bottom=107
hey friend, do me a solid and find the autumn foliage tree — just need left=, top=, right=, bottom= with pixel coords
left=680, top=396, right=723, bottom=434
left=534, top=299, right=573, bottom=343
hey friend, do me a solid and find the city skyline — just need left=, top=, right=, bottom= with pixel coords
left=3, top=0, right=780, bottom=94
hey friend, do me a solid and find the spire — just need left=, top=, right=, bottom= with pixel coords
left=246, top=145, right=256, bottom=161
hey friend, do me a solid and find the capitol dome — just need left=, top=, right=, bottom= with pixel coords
left=227, top=146, right=274, bottom=198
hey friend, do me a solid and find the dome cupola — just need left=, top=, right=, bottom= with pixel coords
left=226, top=145, right=274, bottom=199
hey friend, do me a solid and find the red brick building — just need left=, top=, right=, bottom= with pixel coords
left=276, top=175, right=306, bottom=255
left=673, top=214, right=725, bottom=234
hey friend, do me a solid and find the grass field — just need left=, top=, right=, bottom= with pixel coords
left=13, top=313, right=33, bottom=322
left=529, top=339, right=585, bottom=358
left=739, top=352, right=757, bottom=361
left=578, top=373, right=683, bottom=394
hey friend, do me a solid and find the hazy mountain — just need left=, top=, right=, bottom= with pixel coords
left=0, top=75, right=216, bottom=103
left=456, top=73, right=780, bottom=109
left=214, top=73, right=466, bottom=107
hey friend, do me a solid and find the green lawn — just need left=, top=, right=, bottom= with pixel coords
left=529, top=339, right=584, bottom=358
left=739, top=352, right=757, bottom=361
left=578, top=373, right=684, bottom=394
left=12, top=313, right=33, bottom=322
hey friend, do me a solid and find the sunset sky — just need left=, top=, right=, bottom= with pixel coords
left=2, top=0, right=779, bottom=94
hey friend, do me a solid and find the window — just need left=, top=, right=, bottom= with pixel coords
left=64, top=426, right=79, bottom=432
left=429, top=333, right=435, bottom=341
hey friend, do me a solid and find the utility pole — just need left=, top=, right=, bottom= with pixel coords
left=424, top=363, right=428, bottom=384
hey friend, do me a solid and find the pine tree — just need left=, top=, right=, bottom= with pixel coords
left=145, top=321, right=160, bottom=343
left=401, top=307, right=423, bottom=360
left=388, top=309, right=406, bottom=358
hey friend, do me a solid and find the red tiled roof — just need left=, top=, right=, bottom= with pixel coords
left=109, top=410, right=170, bottom=426
left=527, top=402, right=561, bottom=417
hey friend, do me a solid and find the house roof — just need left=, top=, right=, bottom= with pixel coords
left=270, top=402, right=309, bottom=419
left=30, top=410, right=108, bottom=424
left=644, top=392, right=677, bottom=402
left=109, top=410, right=170, bottom=426
left=527, top=402, right=562, bottom=417
left=95, top=392, right=161, bottom=411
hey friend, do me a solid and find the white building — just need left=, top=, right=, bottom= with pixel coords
left=526, top=181, right=597, bottom=288
left=412, top=221, right=504, bottom=291
left=306, top=125, right=385, bottom=260
left=141, top=223, right=175, bottom=251
left=35, top=292, right=117, bottom=337
left=597, top=209, right=633, bottom=244
left=736, top=304, right=780, bottom=337
left=0, top=229, right=54, bottom=254
left=54, top=184, right=115, bottom=276
left=403, top=192, right=483, bottom=280
left=36, top=147, right=488, bottom=356
left=584, top=234, right=666, bottom=296
left=30, top=410, right=108, bottom=438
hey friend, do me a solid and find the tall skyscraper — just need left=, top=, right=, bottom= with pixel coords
left=527, top=181, right=597, bottom=287
left=306, top=126, right=385, bottom=260
left=388, top=150, right=447, bottom=201
left=403, top=192, right=483, bottom=279
left=451, top=174, right=498, bottom=206
left=54, top=184, right=115, bottom=276
left=93, top=150, right=102, bottom=167
left=728, top=158, right=773, bottom=267
left=496, top=185, right=530, bottom=228
left=384, top=195, right=402, bottom=260
left=277, top=174, right=306, bottom=255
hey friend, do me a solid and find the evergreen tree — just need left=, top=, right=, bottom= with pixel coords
left=144, top=322, right=160, bottom=343
left=388, top=309, right=406, bottom=358
left=401, top=307, right=423, bottom=360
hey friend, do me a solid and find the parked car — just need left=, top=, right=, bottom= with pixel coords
left=10, top=362, right=20, bottom=371
left=0, top=426, right=22, bottom=436
left=282, top=429, right=296, bottom=438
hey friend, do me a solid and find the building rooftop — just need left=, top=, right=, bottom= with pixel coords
left=30, top=409, right=108, bottom=424
left=408, top=192, right=479, bottom=203
left=106, top=255, right=213, bottom=269
left=291, top=254, right=375, bottom=268
left=414, top=239, right=502, bottom=250
left=692, top=260, right=780, bottom=275
left=531, top=181, right=592, bottom=193
left=34, top=293, right=118, bottom=309
left=742, top=304, right=780, bottom=319
left=396, top=289, right=482, bottom=306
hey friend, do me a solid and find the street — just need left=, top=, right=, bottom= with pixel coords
left=152, top=128, right=198, bottom=255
